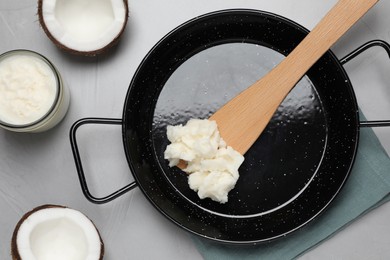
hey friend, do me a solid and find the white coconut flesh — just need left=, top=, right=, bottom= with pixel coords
left=15, top=207, right=102, bottom=260
left=41, top=0, right=127, bottom=53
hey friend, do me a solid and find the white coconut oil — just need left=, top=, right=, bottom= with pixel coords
left=164, top=119, right=245, bottom=203
left=0, top=50, right=70, bottom=132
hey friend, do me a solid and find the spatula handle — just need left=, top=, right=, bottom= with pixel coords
left=277, top=0, right=379, bottom=90
left=210, top=0, right=378, bottom=155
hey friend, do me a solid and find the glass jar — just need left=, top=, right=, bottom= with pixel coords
left=0, top=50, right=70, bottom=132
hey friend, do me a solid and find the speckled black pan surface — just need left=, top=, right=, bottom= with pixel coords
left=122, top=9, right=359, bottom=244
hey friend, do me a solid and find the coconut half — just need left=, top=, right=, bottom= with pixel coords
left=11, top=205, right=104, bottom=260
left=38, top=0, right=129, bottom=56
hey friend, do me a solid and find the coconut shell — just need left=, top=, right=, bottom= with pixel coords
left=11, top=204, right=104, bottom=260
left=37, top=0, right=129, bottom=56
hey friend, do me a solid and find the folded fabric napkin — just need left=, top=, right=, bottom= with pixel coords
left=192, top=114, right=390, bottom=259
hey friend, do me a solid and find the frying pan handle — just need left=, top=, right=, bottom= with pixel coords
left=69, top=118, right=138, bottom=204
left=340, top=39, right=390, bottom=128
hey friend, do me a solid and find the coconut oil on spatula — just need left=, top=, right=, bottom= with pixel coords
left=210, top=0, right=378, bottom=155
left=173, top=0, right=378, bottom=171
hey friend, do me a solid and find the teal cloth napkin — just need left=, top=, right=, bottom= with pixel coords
left=192, top=116, right=390, bottom=259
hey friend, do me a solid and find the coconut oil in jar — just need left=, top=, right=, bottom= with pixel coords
left=0, top=50, right=70, bottom=132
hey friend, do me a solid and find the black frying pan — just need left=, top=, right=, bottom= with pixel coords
left=70, top=9, right=390, bottom=244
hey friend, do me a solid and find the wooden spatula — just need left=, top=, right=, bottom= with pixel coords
left=175, top=0, right=378, bottom=170
left=208, top=0, right=378, bottom=155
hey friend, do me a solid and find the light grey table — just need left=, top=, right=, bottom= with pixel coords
left=1, top=1, right=390, bottom=259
